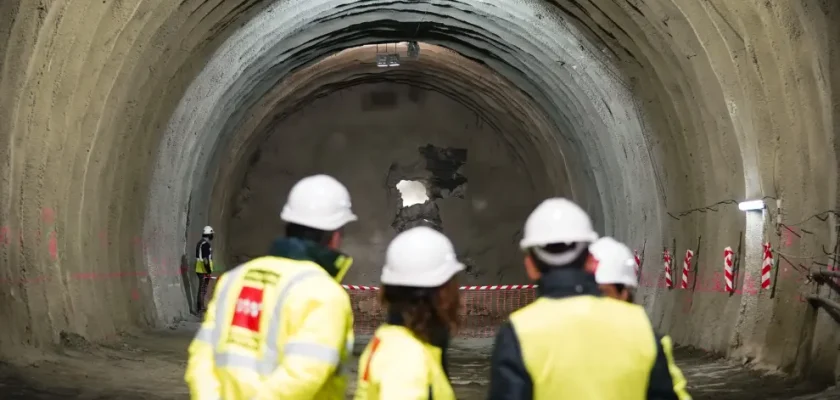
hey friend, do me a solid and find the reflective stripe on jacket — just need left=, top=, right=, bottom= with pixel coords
left=354, top=324, right=455, bottom=400
left=184, top=255, right=354, bottom=400
left=487, top=267, right=691, bottom=400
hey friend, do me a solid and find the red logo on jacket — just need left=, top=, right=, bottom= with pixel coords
left=232, top=286, right=264, bottom=332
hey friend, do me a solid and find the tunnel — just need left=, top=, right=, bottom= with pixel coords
left=0, top=0, right=839, bottom=398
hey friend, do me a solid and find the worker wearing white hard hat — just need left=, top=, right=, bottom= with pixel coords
left=186, top=174, right=358, bottom=400
left=488, top=198, right=692, bottom=400
left=193, top=225, right=215, bottom=315
left=355, top=226, right=463, bottom=400
left=589, top=236, right=691, bottom=397
left=589, top=236, right=638, bottom=302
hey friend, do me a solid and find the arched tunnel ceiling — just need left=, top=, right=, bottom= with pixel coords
left=0, top=0, right=839, bottom=384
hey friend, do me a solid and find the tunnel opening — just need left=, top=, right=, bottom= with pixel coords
left=0, top=0, right=838, bottom=396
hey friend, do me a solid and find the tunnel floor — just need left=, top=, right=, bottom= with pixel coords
left=0, top=324, right=835, bottom=399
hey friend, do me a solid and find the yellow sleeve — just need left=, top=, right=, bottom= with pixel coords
left=660, top=335, right=692, bottom=400
left=254, top=281, right=352, bottom=400
left=373, top=339, right=430, bottom=400
left=184, top=275, right=225, bottom=399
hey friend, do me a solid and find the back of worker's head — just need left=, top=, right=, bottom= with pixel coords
left=519, top=198, right=599, bottom=280
left=379, top=226, right=464, bottom=343
left=280, top=174, right=357, bottom=249
left=590, top=237, right=638, bottom=302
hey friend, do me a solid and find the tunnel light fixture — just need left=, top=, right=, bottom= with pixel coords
left=396, top=180, right=429, bottom=207
left=387, top=54, right=400, bottom=67
left=376, top=54, right=388, bottom=67
left=738, top=199, right=765, bottom=212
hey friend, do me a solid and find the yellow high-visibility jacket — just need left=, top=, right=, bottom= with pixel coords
left=488, top=267, right=691, bottom=400
left=354, top=324, right=455, bottom=400
left=185, top=256, right=354, bottom=400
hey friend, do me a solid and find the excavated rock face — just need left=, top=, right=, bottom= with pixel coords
left=0, top=0, right=838, bottom=385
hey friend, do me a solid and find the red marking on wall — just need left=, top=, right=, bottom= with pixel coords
left=48, top=230, right=58, bottom=261
left=783, top=227, right=798, bottom=248
left=0, top=226, right=9, bottom=246
left=41, top=208, right=55, bottom=225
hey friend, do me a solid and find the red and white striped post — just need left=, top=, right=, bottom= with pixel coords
left=680, top=249, right=694, bottom=289
left=723, top=247, right=734, bottom=292
left=761, top=242, right=773, bottom=289
left=663, top=249, right=673, bottom=288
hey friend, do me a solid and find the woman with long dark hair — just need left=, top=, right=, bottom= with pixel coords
left=354, top=226, right=463, bottom=400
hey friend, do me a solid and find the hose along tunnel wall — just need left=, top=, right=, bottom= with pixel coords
left=0, top=0, right=838, bottom=384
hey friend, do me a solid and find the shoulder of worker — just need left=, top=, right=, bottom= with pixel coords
left=509, top=295, right=648, bottom=323
left=372, top=326, right=428, bottom=363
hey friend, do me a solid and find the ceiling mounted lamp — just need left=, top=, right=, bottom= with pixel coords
left=387, top=54, right=400, bottom=67
left=376, top=54, right=389, bottom=68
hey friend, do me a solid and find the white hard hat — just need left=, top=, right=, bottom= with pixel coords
left=281, top=174, right=358, bottom=231
left=591, top=237, right=638, bottom=288
left=519, top=198, right=599, bottom=249
left=202, top=226, right=214, bottom=235
left=381, top=226, right=465, bottom=288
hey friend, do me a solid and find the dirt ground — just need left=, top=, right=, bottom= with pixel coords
left=0, top=323, right=836, bottom=399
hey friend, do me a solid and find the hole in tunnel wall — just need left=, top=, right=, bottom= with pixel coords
left=224, top=83, right=538, bottom=285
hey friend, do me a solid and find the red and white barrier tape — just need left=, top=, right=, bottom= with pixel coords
left=680, top=249, right=694, bottom=289
left=342, top=284, right=538, bottom=291
left=761, top=242, right=773, bottom=289
left=663, top=249, right=673, bottom=288
left=207, top=277, right=536, bottom=291
left=723, top=247, right=734, bottom=293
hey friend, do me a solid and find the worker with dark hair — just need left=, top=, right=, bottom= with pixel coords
left=487, top=198, right=692, bottom=400
left=194, top=225, right=214, bottom=315
left=186, top=174, right=357, bottom=400
left=355, top=226, right=463, bottom=400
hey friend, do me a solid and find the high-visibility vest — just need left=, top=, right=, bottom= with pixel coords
left=354, top=324, right=455, bottom=400
left=185, top=256, right=354, bottom=400
left=509, top=295, right=690, bottom=400
left=195, top=238, right=213, bottom=274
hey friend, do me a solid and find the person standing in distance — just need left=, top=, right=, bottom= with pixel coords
left=185, top=174, right=358, bottom=400
left=195, top=225, right=215, bottom=315
left=590, top=236, right=691, bottom=399
left=355, top=226, right=463, bottom=400
left=487, top=198, right=691, bottom=400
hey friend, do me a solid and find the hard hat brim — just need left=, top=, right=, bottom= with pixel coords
left=519, top=231, right=599, bottom=250
left=280, top=209, right=358, bottom=231
left=380, top=260, right=465, bottom=288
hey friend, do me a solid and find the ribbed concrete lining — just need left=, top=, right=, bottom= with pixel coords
left=150, top=1, right=658, bottom=326
left=0, top=0, right=838, bottom=383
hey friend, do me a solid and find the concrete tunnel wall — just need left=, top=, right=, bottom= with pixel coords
left=0, top=0, right=837, bottom=384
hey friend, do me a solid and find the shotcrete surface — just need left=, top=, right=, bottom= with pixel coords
left=0, top=0, right=838, bottom=389
left=0, top=326, right=834, bottom=399
left=226, top=83, right=542, bottom=284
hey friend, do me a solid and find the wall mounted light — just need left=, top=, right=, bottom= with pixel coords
left=738, top=199, right=765, bottom=212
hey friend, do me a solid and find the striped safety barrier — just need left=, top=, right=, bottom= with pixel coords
left=202, top=278, right=537, bottom=338
left=344, top=284, right=537, bottom=337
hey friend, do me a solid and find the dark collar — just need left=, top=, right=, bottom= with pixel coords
left=536, top=267, right=602, bottom=299
left=267, top=237, right=347, bottom=278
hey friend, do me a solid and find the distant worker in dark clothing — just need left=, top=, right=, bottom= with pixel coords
left=195, top=225, right=214, bottom=314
